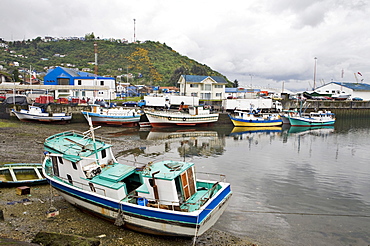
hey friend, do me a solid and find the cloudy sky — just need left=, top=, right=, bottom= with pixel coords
left=1, top=0, right=369, bottom=91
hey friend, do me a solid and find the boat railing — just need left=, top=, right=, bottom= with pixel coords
left=45, top=130, right=112, bottom=144
left=196, top=171, right=227, bottom=183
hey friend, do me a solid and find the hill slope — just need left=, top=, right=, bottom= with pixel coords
left=0, top=38, right=230, bottom=87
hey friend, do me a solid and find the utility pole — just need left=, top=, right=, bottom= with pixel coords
left=94, top=42, right=98, bottom=75
left=313, top=57, right=317, bottom=90
left=133, top=19, right=136, bottom=42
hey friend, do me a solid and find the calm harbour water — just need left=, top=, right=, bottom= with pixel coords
left=109, top=117, right=370, bottom=246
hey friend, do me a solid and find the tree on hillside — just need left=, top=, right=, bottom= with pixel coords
left=233, top=79, right=239, bottom=88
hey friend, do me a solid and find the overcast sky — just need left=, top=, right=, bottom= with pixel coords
left=1, top=0, right=369, bottom=91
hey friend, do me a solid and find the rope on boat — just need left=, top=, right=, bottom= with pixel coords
left=193, top=213, right=200, bottom=246
left=114, top=203, right=125, bottom=226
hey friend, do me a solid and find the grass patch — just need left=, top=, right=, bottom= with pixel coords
left=0, top=121, right=17, bottom=128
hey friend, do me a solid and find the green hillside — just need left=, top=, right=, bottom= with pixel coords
left=0, top=37, right=231, bottom=87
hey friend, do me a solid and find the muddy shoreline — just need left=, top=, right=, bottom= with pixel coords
left=0, top=120, right=259, bottom=245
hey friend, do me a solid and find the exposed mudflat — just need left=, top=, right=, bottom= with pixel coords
left=0, top=120, right=259, bottom=246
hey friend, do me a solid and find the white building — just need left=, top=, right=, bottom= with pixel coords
left=314, top=82, right=370, bottom=100
left=178, top=75, right=227, bottom=100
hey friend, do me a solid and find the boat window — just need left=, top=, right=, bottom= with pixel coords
left=89, top=182, right=96, bottom=192
left=71, top=162, right=78, bottom=170
left=51, top=156, right=60, bottom=176
left=58, top=156, right=64, bottom=164
left=67, top=174, right=73, bottom=185
left=101, top=149, right=107, bottom=159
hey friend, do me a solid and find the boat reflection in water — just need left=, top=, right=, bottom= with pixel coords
left=118, top=128, right=225, bottom=162
left=229, top=126, right=282, bottom=141
left=287, top=125, right=335, bottom=135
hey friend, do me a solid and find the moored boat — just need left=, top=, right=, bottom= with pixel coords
left=0, top=163, right=46, bottom=187
left=81, top=105, right=142, bottom=126
left=144, top=106, right=219, bottom=127
left=288, top=110, right=335, bottom=127
left=41, top=117, right=231, bottom=237
left=12, top=106, right=72, bottom=123
left=228, top=111, right=282, bottom=127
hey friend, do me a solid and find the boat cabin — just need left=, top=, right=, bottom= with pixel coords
left=44, top=131, right=199, bottom=209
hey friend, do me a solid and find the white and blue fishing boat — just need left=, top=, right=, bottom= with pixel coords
left=12, top=106, right=72, bottom=123
left=81, top=105, right=142, bottom=126
left=42, top=116, right=231, bottom=237
left=288, top=110, right=336, bottom=127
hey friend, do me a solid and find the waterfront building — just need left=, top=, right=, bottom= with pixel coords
left=178, top=75, right=227, bottom=100
left=43, top=67, right=115, bottom=100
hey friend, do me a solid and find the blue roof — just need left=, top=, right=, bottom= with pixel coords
left=181, top=75, right=227, bottom=84
left=318, top=82, right=370, bottom=91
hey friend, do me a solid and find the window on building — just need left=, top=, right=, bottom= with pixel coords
left=71, top=162, right=78, bottom=170
left=100, top=81, right=104, bottom=86
left=58, top=156, right=63, bottom=164
left=190, top=84, right=198, bottom=88
left=216, top=93, right=222, bottom=97
left=202, top=84, right=211, bottom=91
left=214, top=84, right=223, bottom=88
left=78, top=80, right=82, bottom=85
left=191, top=92, right=198, bottom=97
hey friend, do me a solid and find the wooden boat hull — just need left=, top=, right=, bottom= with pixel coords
left=288, top=117, right=335, bottom=127
left=0, top=163, right=47, bottom=187
left=145, top=111, right=219, bottom=127
left=229, top=115, right=282, bottom=127
left=81, top=111, right=141, bottom=126
left=44, top=172, right=231, bottom=237
left=12, top=110, right=72, bottom=123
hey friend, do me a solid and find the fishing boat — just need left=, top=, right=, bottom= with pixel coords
left=144, top=106, right=219, bottom=127
left=288, top=110, right=335, bottom=127
left=81, top=105, right=142, bottom=126
left=12, top=106, right=72, bottom=123
left=279, top=110, right=300, bottom=124
left=0, top=163, right=46, bottom=187
left=41, top=117, right=232, bottom=237
left=228, top=110, right=282, bottom=127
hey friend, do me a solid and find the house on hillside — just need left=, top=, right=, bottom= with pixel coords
left=178, top=75, right=227, bottom=100
left=0, top=72, right=13, bottom=83
left=44, top=67, right=115, bottom=100
left=314, top=82, right=370, bottom=100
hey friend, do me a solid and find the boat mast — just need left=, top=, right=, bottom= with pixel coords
left=83, top=114, right=101, bottom=165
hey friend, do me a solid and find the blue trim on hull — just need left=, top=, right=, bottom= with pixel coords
left=48, top=177, right=231, bottom=225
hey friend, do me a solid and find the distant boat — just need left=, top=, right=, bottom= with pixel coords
left=144, top=106, right=219, bottom=127
left=331, top=94, right=351, bottom=100
left=12, top=106, right=72, bottom=123
left=228, top=110, right=282, bottom=127
left=279, top=110, right=300, bottom=124
left=81, top=105, right=142, bottom=126
left=288, top=110, right=336, bottom=127
left=42, top=116, right=232, bottom=237
left=0, top=163, right=46, bottom=187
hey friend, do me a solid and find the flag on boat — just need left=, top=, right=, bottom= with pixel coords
left=358, top=72, right=362, bottom=76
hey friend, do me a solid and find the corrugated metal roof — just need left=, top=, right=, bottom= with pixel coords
left=181, top=75, right=227, bottom=84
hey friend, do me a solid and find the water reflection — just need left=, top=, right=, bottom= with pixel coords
left=117, top=127, right=226, bottom=161
left=105, top=118, right=370, bottom=245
